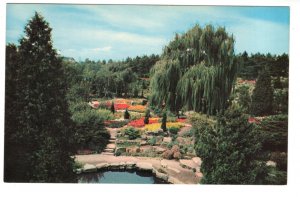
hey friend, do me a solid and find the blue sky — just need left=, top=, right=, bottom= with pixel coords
left=6, top=4, right=289, bottom=61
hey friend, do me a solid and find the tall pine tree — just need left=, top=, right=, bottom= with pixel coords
left=250, top=68, right=274, bottom=116
left=4, top=12, right=76, bottom=182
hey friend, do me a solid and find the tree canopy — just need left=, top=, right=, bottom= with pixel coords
left=150, top=25, right=238, bottom=115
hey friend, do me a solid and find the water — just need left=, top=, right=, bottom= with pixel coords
left=77, top=170, right=167, bottom=184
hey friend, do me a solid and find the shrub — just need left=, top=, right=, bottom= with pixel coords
left=169, top=127, right=179, bottom=135
left=148, top=137, right=157, bottom=146
left=98, top=109, right=114, bottom=120
left=124, top=109, right=130, bottom=119
left=110, top=101, right=115, bottom=114
left=105, top=120, right=128, bottom=128
left=124, top=127, right=140, bottom=140
left=161, top=112, right=167, bottom=132
left=144, top=109, right=151, bottom=124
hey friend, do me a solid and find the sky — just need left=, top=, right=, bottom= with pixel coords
left=6, top=4, right=289, bottom=61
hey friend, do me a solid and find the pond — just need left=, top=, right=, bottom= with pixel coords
left=77, top=170, right=167, bottom=184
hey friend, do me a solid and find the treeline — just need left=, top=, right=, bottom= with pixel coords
left=238, top=52, right=288, bottom=80
left=63, top=54, right=159, bottom=101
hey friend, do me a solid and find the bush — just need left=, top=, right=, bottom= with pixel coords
left=124, top=127, right=140, bottom=140
left=148, top=137, right=157, bottom=146
left=144, top=109, right=151, bottom=124
left=124, top=109, right=130, bottom=119
left=105, top=120, right=128, bottom=128
left=169, top=127, right=179, bottom=135
left=270, top=152, right=287, bottom=171
left=98, top=109, right=114, bottom=120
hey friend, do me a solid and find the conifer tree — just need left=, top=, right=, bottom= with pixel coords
left=4, top=12, right=76, bottom=182
left=144, top=109, right=151, bottom=124
left=250, top=69, right=274, bottom=116
left=192, top=107, right=268, bottom=184
left=111, top=101, right=115, bottom=114
left=161, top=111, right=167, bottom=132
left=124, top=108, right=130, bottom=119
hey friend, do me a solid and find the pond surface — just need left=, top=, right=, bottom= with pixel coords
left=77, top=170, right=167, bottom=184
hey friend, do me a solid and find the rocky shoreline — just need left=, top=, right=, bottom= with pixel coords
left=75, top=154, right=202, bottom=184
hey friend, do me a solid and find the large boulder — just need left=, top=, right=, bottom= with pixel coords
left=136, top=162, right=153, bottom=171
left=83, top=164, right=97, bottom=172
left=96, top=163, right=108, bottom=170
left=192, top=157, right=202, bottom=166
left=125, top=161, right=136, bottom=169
left=155, top=146, right=166, bottom=154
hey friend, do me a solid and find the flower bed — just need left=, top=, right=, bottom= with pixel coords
left=145, top=122, right=184, bottom=132
left=128, top=105, right=146, bottom=113
left=106, top=102, right=130, bottom=110
left=176, top=118, right=187, bottom=123
left=128, top=118, right=145, bottom=127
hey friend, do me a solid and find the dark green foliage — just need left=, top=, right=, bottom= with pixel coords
left=236, top=85, right=251, bottom=112
left=4, top=12, right=76, bottom=182
left=124, top=127, right=140, bottom=140
left=169, top=127, right=179, bottom=136
left=144, top=109, right=151, bottom=124
left=106, top=120, right=128, bottom=128
left=124, top=108, right=130, bottom=119
left=250, top=69, right=274, bottom=116
left=273, top=87, right=288, bottom=114
left=259, top=114, right=288, bottom=152
left=192, top=107, right=269, bottom=184
left=111, top=101, right=115, bottom=114
left=264, top=167, right=287, bottom=185
left=161, top=111, right=167, bottom=132
left=71, top=106, right=110, bottom=153
left=148, top=137, right=157, bottom=146
left=150, top=25, right=238, bottom=115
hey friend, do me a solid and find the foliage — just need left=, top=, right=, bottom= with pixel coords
left=258, top=114, right=288, bottom=152
left=104, top=120, right=128, bottom=128
left=71, top=107, right=110, bottom=152
left=250, top=69, right=274, bottom=116
left=169, top=127, right=180, bottom=136
left=161, top=111, right=167, bottom=132
left=144, top=109, right=151, bottom=124
left=124, top=127, right=140, bottom=140
left=4, top=12, right=76, bottom=182
left=270, top=152, right=287, bottom=171
left=124, top=108, right=130, bottom=119
left=97, top=109, right=115, bottom=120
left=273, top=88, right=288, bottom=114
left=235, top=84, right=251, bottom=112
left=150, top=24, right=238, bottom=115
left=192, top=107, right=269, bottom=184
left=148, top=137, right=157, bottom=146
left=110, top=101, right=115, bottom=114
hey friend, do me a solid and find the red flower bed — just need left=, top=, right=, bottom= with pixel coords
left=176, top=118, right=186, bottom=123
left=106, top=102, right=130, bottom=110
left=128, top=118, right=145, bottom=127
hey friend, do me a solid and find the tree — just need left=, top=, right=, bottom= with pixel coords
left=192, top=107, right=269, bottom=184
left=236, top=85, right=251, bottom=113
left=124, top=108, right=130, bottom=119
left=161, top=111, right=167, bottom=132
left=4, top=12, right=76, bottom=182
left=250, top=69, right=273, bottom=116
left=150, top=25, right=238, bottom=115
left=110, top=101, right=115, bottom=114
left=144, top=109, right=151, bottom=124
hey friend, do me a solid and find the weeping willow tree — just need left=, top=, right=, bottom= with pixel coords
left=150, top=24, right=238, bottom=115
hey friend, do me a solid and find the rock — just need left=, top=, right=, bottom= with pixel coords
left=109, top=162, right=121, bottom=169
left=141, top=135, right=147, bottom=140
left=161, top=160, right=168, bottom=168
left=192, top=157, right=202, bottom=166
left=119, top=162, right=126, bottom=169
left=163, top=137, right=172, bottom=143
left=136, top=162, right=153, bottom=171
left=96, top=163, right=108, bottom=170
left=176, top=137, right=185, bottom=144
left=195, top=172, right=203, bottom=178
left=106, top=144, right=116, bottom=149
left=155, top=171, right=168, bottom=181
left=173, top=151, right=182, bottom=160
left=83, top=164, right=97, bottom=172
left=179, top=159, right=198, bottom=170
left=125, top=161, right=136, bottom=169
left=168, top=176, right=184, bottom=184
left=155, top=146, right=166, bottom=154
left=167, top=166, right=181, bottom=174
left=140, top=140, right=148, bottom=146
left=266, top=160, right=277, bottom=167
left=75, top=168, right=82, bottom=174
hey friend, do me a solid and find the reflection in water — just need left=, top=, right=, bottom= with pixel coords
left=78, top=170, right=167, bottom=184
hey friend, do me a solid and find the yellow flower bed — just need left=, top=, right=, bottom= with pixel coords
left=128, top=105, right=146, bottom=113
left=144, top=122, right=184, bottom=132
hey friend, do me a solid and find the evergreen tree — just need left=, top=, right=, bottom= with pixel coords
left=192, top=107, right=269, bottom=184
left=111, top=101, right=115, bottom=114
left=161, top=111, right=167, bottom=132
left=144, top=109, right=151, bottom=124
left=4, top=12, right=76, bottom=182
left=124, top=108, right=130, bottom=119
left=250, top=69, right=273, bottom=116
